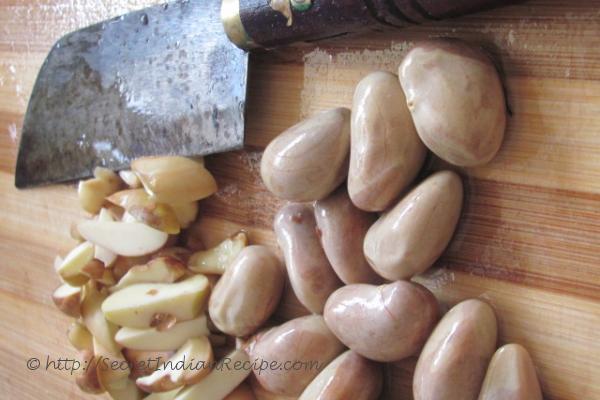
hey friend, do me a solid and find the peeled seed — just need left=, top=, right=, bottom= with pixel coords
left=119, top=170, right=142, bottom=188
left=115, top=316, right=210, bottom=351
left=111, top=256, right=187, bottom=292
left=78, top=220, right=169, bottom=257
left=136, top=336, right=213, bottom=393
left=95, top=208, right=118, bottom=267
left=132, top=156, right=217, bottom=204
left=108, top=189, right=181, bottom=234
left=188, top=232, right=248, bottom=275
left=174, top=349, right=251, bottom=400
left=101, top=275, right=210, bottom=329
left=67, top=321, right=93, bottom=353
left=57, top=241, right=95, bottom=286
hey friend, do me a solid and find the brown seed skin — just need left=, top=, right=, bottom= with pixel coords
left=399, top=39, right=506, bottom=167
left=349, top=71, right=426, bottom=211
left=209, top=245, right=285, bottom=337
left=299, top=350, right=383, bottom=400
left=274, top=203, right=342, bottom=314
left=260, top=108, right=351, bottom=202
left=413, top=299, right=498, bottom=400
left=478, top=343, right=543, bottom=400
left=324, top=281, right=439, bottom=362
left=247, top=315, right=345, bottom=397
left=314, top=188, right=380, bottom=284
left=364, top=170, right=463, bottom=280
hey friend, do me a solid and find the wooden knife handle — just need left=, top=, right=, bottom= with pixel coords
left=222, top=0, right=521, bottom=49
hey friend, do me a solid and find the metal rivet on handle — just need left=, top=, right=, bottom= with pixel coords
left=291, top=0, right=312, bottom=12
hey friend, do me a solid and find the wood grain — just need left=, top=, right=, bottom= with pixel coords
left=1, top=1, right=599, bottom=400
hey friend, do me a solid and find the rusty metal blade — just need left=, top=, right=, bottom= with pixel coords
left=15, top=0, right=248, bottom=188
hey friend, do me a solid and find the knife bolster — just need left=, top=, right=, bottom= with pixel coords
left=222, top=0, right=258, bottom=49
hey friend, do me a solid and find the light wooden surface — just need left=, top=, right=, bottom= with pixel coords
left=1, top=1, right=600, bottom=399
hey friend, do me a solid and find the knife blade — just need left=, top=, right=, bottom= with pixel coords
left=15, top=0, right=248, bottom=188
left=15, top=0, right=522, bottom=188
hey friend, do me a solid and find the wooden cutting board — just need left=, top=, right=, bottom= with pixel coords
left=1, top=1, right=599, bottom=399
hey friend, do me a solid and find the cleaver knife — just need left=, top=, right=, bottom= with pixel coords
left=15, top=0, right=520, bottom=188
